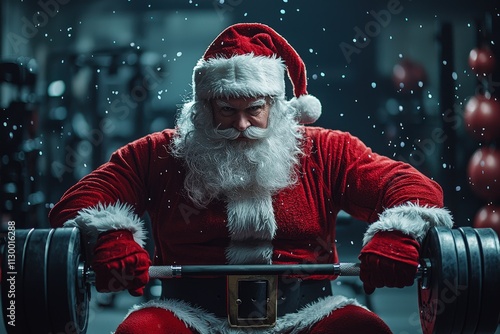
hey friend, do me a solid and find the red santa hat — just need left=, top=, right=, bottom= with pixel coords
left=192, top=23, right=322, bottom=124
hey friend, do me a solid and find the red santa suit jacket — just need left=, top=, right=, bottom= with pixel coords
left=49, top=126, right=451, bottom=275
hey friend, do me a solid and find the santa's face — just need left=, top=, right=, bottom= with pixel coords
left=171, top=96, right=303, bottom=208
left=211, top=97, right=270, bottom=135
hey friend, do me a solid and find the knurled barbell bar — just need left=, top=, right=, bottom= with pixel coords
left=2, top=226, right=500, bottom=334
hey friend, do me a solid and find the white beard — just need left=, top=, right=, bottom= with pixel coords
left=171, top=98, right=304, bottom=263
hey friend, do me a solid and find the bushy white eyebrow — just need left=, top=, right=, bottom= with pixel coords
left=214, top=100, right=233, bottom=108
left=214, top=98, right=266, bottom=109
left=247, top=98, right=266, bottom=108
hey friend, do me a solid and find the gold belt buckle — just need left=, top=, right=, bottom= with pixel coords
left=227, top=275, right=277, bottom=328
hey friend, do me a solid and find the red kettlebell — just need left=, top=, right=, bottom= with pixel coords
left=463, top=95, right=500, bottom=142
left=467, top=147, right=500, bottom=201
left=468, top=47, right=496, bottom=76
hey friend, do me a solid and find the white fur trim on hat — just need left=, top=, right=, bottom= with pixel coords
left=124, top=295, right=365, bottom=333
left=362, top=202, right=454, bottom=245
left=63, top=201, right=147, bottom=248
left=290, top=94, right=322, bottom=124
left=193, top=54, right=286, bottom=100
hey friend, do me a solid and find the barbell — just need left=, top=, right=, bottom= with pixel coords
left=1, top=226, right=500, bottom=334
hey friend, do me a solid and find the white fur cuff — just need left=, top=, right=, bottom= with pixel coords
left=63, top=201, right=147, bottom=248
left=363, top=202, right=454, bottom=245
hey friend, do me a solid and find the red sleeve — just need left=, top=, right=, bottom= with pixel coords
left=48, top=134, right=157, bottom=227
left=321, top=130, right=444, bottom=222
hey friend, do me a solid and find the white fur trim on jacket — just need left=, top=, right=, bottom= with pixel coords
left=225, top=239, right=274, bottom=265
left=363, top=202, right=454, bottom=245
left=63, top=201, right=147, bottom=248
left=225, top=195, right=277, bottom=264
left=122, top=295, right=366, bottom=334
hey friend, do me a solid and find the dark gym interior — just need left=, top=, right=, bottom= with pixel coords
left=1, top=1, right=499, bottom=333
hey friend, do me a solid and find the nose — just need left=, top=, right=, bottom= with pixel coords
left=233, top=112, right=251, bottom=132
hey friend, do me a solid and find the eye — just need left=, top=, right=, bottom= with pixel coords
left=247, top=105, right=264, bottom=115
left=219, top=106, right=235, bottom=116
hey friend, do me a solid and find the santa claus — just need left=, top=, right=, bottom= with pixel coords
left=49, top=23, right=453, bottom=333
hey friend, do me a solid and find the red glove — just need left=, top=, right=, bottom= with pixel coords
left=92, top=229, right=151, bottom=296
left=359, top=231, right=419, bottom=294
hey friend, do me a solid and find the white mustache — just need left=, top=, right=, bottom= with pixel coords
left=214, top=126, right=270, bottom=140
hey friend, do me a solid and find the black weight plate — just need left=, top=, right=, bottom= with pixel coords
left=1, top=228, right=32, bottom=334
left=474, top=228, right=500, bottom=333
left=418, top=226, right=458, bottom=334
left=459, top=227, right=482, bottom=333
left=23, top=229, right=53, bottom=333
left=450, top=229, right=469, bottom=333
left=47, top=228, right=89, bottom=334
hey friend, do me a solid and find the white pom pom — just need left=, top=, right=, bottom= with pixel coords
left=289, top=94, right=322, bottom=124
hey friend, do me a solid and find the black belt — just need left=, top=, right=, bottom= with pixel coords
left=161, top=276, right=333, bottom=318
